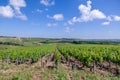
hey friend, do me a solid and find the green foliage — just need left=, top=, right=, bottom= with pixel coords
left=0, top=45, right=55, bottom=63
left=55, top=49, right=61, bottom=61
left=58, top=44, right=120, bottom=66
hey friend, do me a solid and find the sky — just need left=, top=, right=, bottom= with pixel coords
left=0, top=0, right=120, bottom=39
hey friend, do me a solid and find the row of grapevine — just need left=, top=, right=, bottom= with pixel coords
left=57, top=44, right=120, bottom=66
left=0, top=45, right=55, bottom=64
left=0, top=43, right=120, bottom=70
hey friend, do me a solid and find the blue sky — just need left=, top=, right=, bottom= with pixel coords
left=0, top=0, right=120, bottom=39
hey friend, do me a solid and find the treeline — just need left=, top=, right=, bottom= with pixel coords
left=40, top=40, right=120, bottom=45
left=72, top=40, right=120, bottom=45
left=0, top=42, right=23, bottom=46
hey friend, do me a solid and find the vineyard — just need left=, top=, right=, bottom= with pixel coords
left=0, top=44, right=120, bottom=80
left=0, top=45, right=55, bottom=65
left=58, top=44, right=120, bottom=75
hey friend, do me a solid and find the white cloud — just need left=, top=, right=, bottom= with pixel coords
left=106, top=15, right=120, bottom=22
left=0, top=5, right=14, bottom=18
left=68, top=0, right=120, bottom=25
left=68, top=0, right=106, bottom=24
left=102, top=21, right=110, bottom=26
left=47, top=14, right=64, bottom=21
left=102, top=15, right=120, bottom=26
left=106, top=16, right=113, bottom=21
left=47, top=23, right=57, bottom=27
left=113, top=16, right=120, bottom=21
left=13, top=7, right=27, bottom=20
left=0, top=0, right=27, bottom=20
left=90, top=10, right=106, bottom=19
left=68, top=17, right=80, bottom=25
left=9, top=0, right=27, bottom=20
left=53, top=14, right=64, bottom=21
left=40, top=0, right=55, bottom=6
left=9, top=0, right=26, bottom=7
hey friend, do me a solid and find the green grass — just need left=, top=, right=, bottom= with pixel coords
left=0, top=63, right=119, bottom=80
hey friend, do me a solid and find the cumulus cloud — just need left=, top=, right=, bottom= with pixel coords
left=0, top=5, right=14, bottom=18
left=53, top=14, right=64, bottom=21
left=9, top=0, right=27, bottom=20
left=113, top=16, right=120, bottom=21
left=106, top=15, right=120, bottom=22
left=102, top=21, right=110, bottom=26
left=0, top=0, right=27, bottom=20
left=9, top=0, right=26, bottom=7
left=68, top=0, right=106, bottom=24
left=102, top=15, right=120, bottom=26
left=47, top=14, right=64, bottom=21
left=106, top=16, right=113, bottom=21
left=40, top=0, right=55, bottom=6
left=68, top=17, right=79, bottom=25
left=78, top=0, right=106, bottom=21
left=68, top=0, right=120, bottom=25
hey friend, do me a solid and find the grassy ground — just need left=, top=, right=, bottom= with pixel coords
left=0, top=61, right=119, bottom=80
left=0, top=45, right=20, bottom=50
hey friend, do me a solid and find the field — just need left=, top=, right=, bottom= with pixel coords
left=0, top=37, right=120, bottom=80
